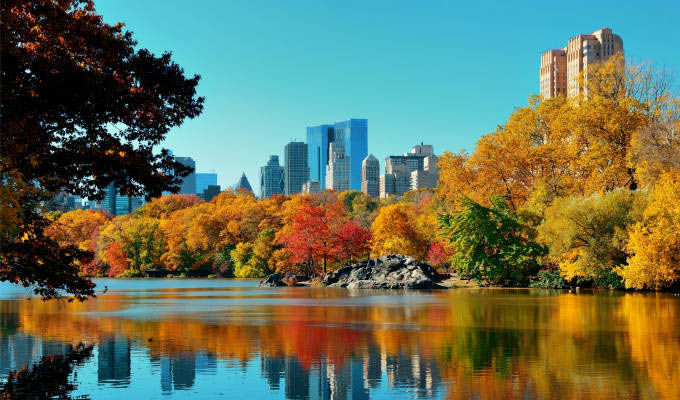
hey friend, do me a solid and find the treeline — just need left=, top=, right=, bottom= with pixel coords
left=437, top=55, right=680, bottom=290
left=45, top=56, right=680, bottom=290
left=45, top=189, right=447, bottom=279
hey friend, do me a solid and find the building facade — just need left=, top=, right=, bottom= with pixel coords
left=235, top=173, right=253, bottom=193
left=174, top=156, right=197, bottom=195
left=306, top=124, right=334, bottom=190
left=93, top=182, right=144, bottom=216
left=540, top=28, right=623, bottom=99
left=380, top=144, right=438, bottom=198
left=200, top=185, right=221, bottom=201
left=301, top=181, right=321, bottom=195
left=361, top=154, right=379, bottom=199
left=196, top=173, right=218, bottom=194
left=284, top=142, right=309, bottom=195
left=307, top=119, right=367, bottom=191
left=325, top=142, right=350, bottom=192
left=260, top=155, right=284, bottom=199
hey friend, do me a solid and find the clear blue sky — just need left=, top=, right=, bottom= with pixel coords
left=96, top=0, right=680, bottom=195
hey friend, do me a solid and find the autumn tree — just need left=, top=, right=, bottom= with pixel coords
left=335, top=221, right=371, bottom=264
left=622, top=172, right=680, bottom=289
left=282, top=201, right=344, bottom=276
left=370, top=203, right=429, bottom=260
left=98, top=216, right=166, bottom=276
left=537, top=188, right=647, bottom=288
left=1, top=0, right=203, bottom=298
left=136, top=194, right=204, bottom=219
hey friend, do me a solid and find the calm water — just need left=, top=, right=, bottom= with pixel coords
left=0, top=280, right=679, bottom=399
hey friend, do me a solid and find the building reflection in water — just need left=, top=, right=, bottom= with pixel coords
left=97, top=336, right=131, bottom=387
left=259, top=347, right=441, bottom=400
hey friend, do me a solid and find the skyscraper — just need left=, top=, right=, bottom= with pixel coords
left=260, top=155, right=284, bottom=199
left=307, top=118, right=367, bottom=191
left=94, top=182, right=144, bottom=216
left=235, top=173, right=253, bottom=192
left=284, top=142, right=309, bottom=195
left=362, top=154, right=379, bottom=199
left=307, top=124, right=334, bottom=189
left=326, top=141, right=350, bottom=192
left=196, top=172, right=218, bottom=194
left=540, top=28, right=623, bottom=99
left=380, top=144, right=438, bottom=198
left=174, top=156, right=197, bottom=195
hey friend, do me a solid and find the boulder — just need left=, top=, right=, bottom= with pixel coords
left=258, top=273, right=308, bottom=287
left=321, top=254, right=442, bottom=289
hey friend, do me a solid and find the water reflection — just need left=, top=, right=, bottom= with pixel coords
left=0, top=281, right=679, bottom=399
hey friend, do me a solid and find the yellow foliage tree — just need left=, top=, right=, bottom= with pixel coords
left=622, top=172, right=680, bottom=289
left=370, top=203, right=428, bottom=260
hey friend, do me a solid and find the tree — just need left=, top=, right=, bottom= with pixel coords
left=98, top=216, right=165, bottom=276
left=136, top=194, right=203, bottom=219
left=439, top=196, right=546, bottom=286
left=538, top=189, right=647, bottom=288
left=427, top=241, right=454, bottom=273
left=1, top=0, right=203, bottom=298
left=282, top=202, right=343, bottom=276
left=335, top=220, right=371, bottom=264
left=622, top=172, right=680, bottom=289
left=370, top=203, right=428, bottom=260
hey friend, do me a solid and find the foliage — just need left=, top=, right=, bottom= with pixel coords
left=335, top=220, right=372, bottom=264
left=439, top=196, right=546, bottom=286
left=0, top=0, right=203, bottom=298
left=427, top=241, right=454, bottom=272
left=136, top=194, right=204, bottom=219
left=98, top=216, right=165, bottom=275
left=371, top=203, right=429, bottom=260
left=529, top=268, right=568, bottom=289
left=622, top=172, right=680, bottom=289
left=537, top=189, right=647, bottom=288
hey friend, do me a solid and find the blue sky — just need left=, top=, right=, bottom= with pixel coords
left=96, top=0, right=680, bottom=195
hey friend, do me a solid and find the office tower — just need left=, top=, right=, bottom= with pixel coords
left=362, top=154, right=380, bottom=199
left=260, top=155, right=284, bottom=199
left=284, top=356, right=310, bottom=400
left=93, top=182, right=143, bottom=216
left=326, top=141, right=350, bottom=192
left=284, top=142, right=309, bottom=195
left=196, top=172, right=218, bottom=193
left=540, top=28, right=623, bottom=99
left=174, top=156, right=197, bottom=195
left=380, top=144, right=438, bottom=198
left=307, top=124, right=334, bottom=189
left=200, top=185, right=221, bottom=201
left=171, top=354, right=196, bottom=390
left=307, top=118, right=367, bottom=191
left=333, top=119, right=368, bottom=191
left=235, top=173, right=253, bottom=192
left=301, top=181, right=321, bottom=195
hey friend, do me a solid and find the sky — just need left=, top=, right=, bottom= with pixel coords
left=96, top=0, right=680, bottom=196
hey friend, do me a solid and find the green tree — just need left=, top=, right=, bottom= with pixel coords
left=439, top=196, right=546, bottom=286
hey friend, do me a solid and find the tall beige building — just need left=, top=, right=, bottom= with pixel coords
left=361, top=154, right=380, bottom=199
left=325, top=141, right=350, bottom=192
left=540, top=28, right=623, bottom=99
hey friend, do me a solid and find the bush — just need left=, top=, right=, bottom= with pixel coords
left=530, top=268, right=568, bottom=289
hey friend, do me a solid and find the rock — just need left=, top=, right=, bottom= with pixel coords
left=322, top=254, right=442, bottom=290
left=258, top=273, right=308, bottom=287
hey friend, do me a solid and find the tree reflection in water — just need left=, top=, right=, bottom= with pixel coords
left=0, top=343, right=93, bottom=400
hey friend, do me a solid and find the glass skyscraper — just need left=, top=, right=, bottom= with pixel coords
left=260, top=155, right=284, bottom=199
left=306, top=119, right=367, bottom=191
left=174, top=156, right=196, bottom=195
left=196, top=173, right=217, bottom=193
left=306, top=124, right=334, bottom=190
left=284, top=142, right=309, bottom=195
left=333, top=119, right=367, bottom=192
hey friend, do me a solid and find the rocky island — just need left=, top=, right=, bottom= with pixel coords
left=258, top=254, right=446, bottom=289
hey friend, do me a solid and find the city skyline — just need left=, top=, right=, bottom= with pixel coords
left=93, top=0, right=680, bottom=197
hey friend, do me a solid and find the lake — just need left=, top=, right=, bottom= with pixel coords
left=0, top=279, right=679, bottom=399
